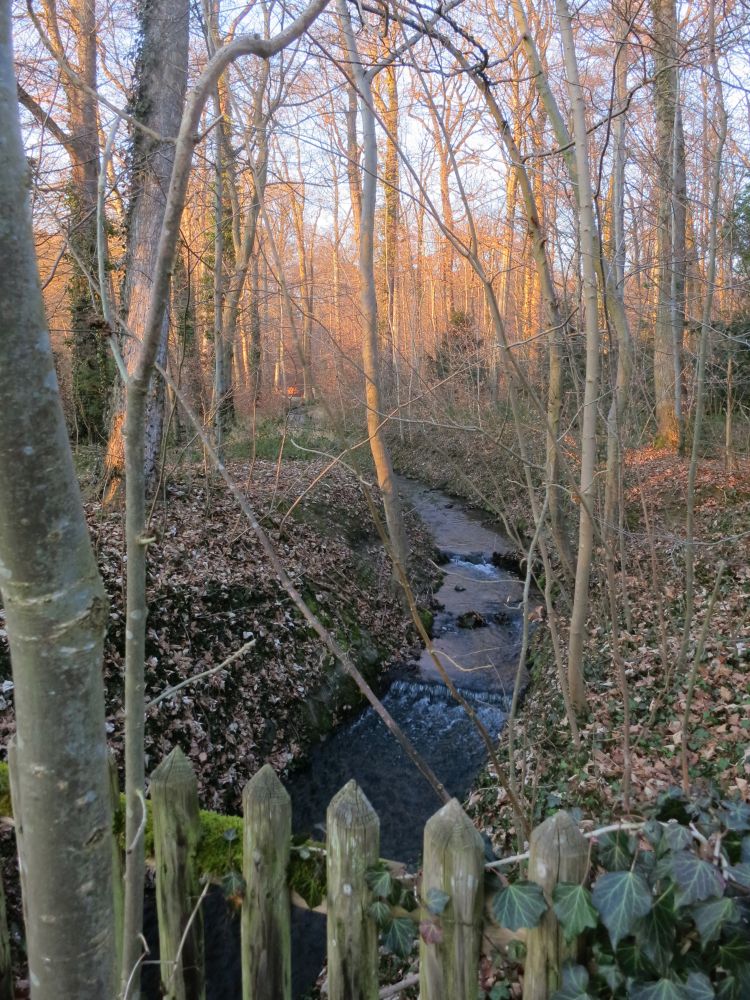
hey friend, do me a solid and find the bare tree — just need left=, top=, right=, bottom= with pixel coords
left=0, top=1, right=115, bottom=993
left=20, top=0, right=112, bottom=440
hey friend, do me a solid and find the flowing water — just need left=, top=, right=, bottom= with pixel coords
left=285, top=477, right=527, bottom=996
left=144, top=478, right=528, bottom=998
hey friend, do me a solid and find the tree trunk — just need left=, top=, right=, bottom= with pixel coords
left=102, top=0, right=189, bottom=502
left=337, top=0, right=409, bottom=572
left=373, top=55, right=400, bottom=347
left=556, top=0, right=601, bottom=714
left=0, top=4, right=115, bottom=992
left=19, top=0, right=113, bottom=440
left=651, top=0, right=682, bottom=447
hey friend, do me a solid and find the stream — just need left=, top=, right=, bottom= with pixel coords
left=143, top=478, right=528, bottom=998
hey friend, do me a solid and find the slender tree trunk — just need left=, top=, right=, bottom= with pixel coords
left=671, top=97, right=687, bottom=450
left=249, top=250, right=262, bottom=401
left=0, top=5, right=115, bottom=992
left=212, top=93, right=226, bottom=457
left=556, top=0, right=601, bottom=714
left=678, top=7, right=727, bottom=676
left=651, top=0, right=682, bottom=447
left=337, top=0, right=409, bottom=571
left=374, top=56, right=400, bottom=347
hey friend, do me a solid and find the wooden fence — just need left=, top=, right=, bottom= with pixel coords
left=141, top=747, right=588, bottom=1000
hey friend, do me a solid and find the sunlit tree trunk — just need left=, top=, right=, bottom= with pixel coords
left=19, top=0, right=112, bottom=440
left=651, top=0, right=683, bottom=447
left=0, top=5, right=115, bottom=991
left=102, top=0, right=189, bottom=503
left=556, top=0, right=600, bottom=714
left=374, top=52, right=400, bottom=351
left=337, top=0, right=409, bottom=571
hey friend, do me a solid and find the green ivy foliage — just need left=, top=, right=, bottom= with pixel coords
left=486, top=790, right=750, bottom=999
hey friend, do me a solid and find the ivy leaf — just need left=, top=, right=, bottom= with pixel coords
left=221, top=869, right=245, bottom=900
left=598, top=963, right=625, bottom=992
left=381, top=916, right=415, bottom=958
left=491, top=881, right=548, bottom=931
left=419, top=918, right=443, bottom=945
left=636, top=886, right=677, bottom=976
left=683, top=971, right=715, bottom=1000
left=719, top=933, right=750, bottom=971
left=635, top=851, right=658, bottom=881
left=715, top=962, right=750, bottom=1000
left=693, top=896, right=739, bottom=943
left=627, top=979, right=688, bottom=1000
left=719, top=800, right=750, bottom=832
left=366, top=865, right=393, bottom=899
left=727, top=863, right=750, bottom=889
left=551, top=962, right=594, bottom=1000
left=741, top=835, right=750, bottom=864
left=489, top=984, right=511, bottom=1000
left=597, top=830, right=636, bottom=870
left=617, top=937, right=654, bottom=978
left=425, top=887, right=451, bottom=916
left=592, top=870, right=653, bottom=947
left=670, top=852, right=724, bottom=906
left=663, top=822, right=694, bottom=854
left=552, top=883, right=599, bottom=942
left=644, top=819, right=664, bottom=848
left=368, top=900, right=391, bottom=926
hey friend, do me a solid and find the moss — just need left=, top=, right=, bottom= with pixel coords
left=0, top=761, right=244, bottom=878
left=195, top=809, right=243, bottom=877
left=417, top=607, right=434, bottom=635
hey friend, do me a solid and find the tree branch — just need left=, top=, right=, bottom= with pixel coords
left=16, top=82, right=71, bottom=149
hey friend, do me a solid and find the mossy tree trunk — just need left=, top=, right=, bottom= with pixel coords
left=20, top=0, right=113, bottom=441
left=102, top=0, right=190, bottom=503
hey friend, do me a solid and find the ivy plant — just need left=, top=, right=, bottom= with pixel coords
left=487, top=790, right=750, bottom=999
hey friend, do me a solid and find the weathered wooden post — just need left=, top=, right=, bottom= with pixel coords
left=524, top=811, right=588, bottom=999
left=241, top=764, right=291, bottom=1000
left=326, top=780, right=380, bottom=1000
left=150, top=747, right=205, bottom=1000
left=419, top=798, right=484, bottom=1000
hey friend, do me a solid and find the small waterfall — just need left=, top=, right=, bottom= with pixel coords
left=388, top=678, right=511, bottom=710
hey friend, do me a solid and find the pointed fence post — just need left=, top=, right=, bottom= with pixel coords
left=419, top=798, right=484, bottom=1000
left=326, top=780, right=379, bottom=1000
left=524, top=811, right=588, bottom=999
left=241, top=764, right=291, bottom=1000
left=150, top=747, right=205, bottom=1000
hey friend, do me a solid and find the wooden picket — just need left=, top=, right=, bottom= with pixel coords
left=140, top=748, right=588, bottom=1000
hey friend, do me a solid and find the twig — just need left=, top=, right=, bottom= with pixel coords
left=164, top=880, right=210, bottom=993
left=379, top=973, right=420, bottom=998
left=145, top=638, right=257, bottom=709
